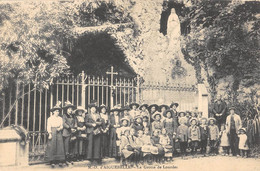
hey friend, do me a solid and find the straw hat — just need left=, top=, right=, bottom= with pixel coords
left=152, top=112, right=162, bottom=120
left=163, top=109, right=174, bottom=118
left=208, top=117, right=216, bottom=123
left=74, top=106, right=87, bottom=114
left=139, top=104, right=148, bottom=110
left=129, top=102, right=140, bottom=109
left=50, top=101, right=62, bottom=112
left=63, top=101, right=76, bottom=110
left=170, top=102, right=179, bottom=108
left=189, top=117, right=198, bottom=125
left=120, top=117, right=130, bottom=126
left=148, top=104, right=159, bottom=111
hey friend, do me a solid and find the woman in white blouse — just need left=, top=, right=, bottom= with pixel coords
left=45, top=102, right=65, bottom=168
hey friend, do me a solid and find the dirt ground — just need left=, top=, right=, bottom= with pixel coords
left=1, top=156, right=259, bottom=171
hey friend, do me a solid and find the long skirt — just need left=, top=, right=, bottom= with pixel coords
left=86, top=132, right=102, bottom=160
left=45, top=128, right=65, bottom=162
left=78, top=138, right=87, bottom=156
left=109, top=128, right=119, bottom=158
left=101, top=132, right=109, bottom=158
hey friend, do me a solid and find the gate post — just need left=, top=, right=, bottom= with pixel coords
left=198, top=84, right=209, bottom=118
left=81, top=71, right=86, bottom=109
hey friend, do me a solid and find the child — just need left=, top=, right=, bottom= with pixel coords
left=199, top=117, right=209, bottom=156
left=141, top=128, right=154, bottom=164
left=128, top=128, right=142, bottom=167
left=75, top=106, right=87, bottom=161
left=148, top=104, right=159, bottom=123
left=219, top=124, right=230, bottom=156
left=143, top=115, right=150, bottom=131
left=160, top=129, right=173, bottom=162
left=120, top=129, right=134, bottom=166
left=45, top=102, right=65, bottom=167
left=159, top=105, right=169, bottom=120
left=117, top=118, right=131, bottom=140
left=132, top=115, right=144, bottom=135
left=151, top=112, right=164, bottom=134
left=178, top=112, right=187, bottom=125
left=122, top=106, right=133, bottom=126
left=129, top=103, right=140, bottom=119
left=188, top=118, right=201, bottom=157
left=139, top=104, right=150, bottom=118
left=208, top=118, right=219, bottom=156
left=151, top=130, right=164, bottom=163
left=176, top=117, right=189, bottom=159
left=238, top=128, right=249, bottom=158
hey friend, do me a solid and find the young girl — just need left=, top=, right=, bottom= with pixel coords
left=188, top=118, right=201, bottom=157
left=45, top=102, right=65, bottom=167
left=132, top=115, right=144, bottom=135
left=151, top=130, right=164, bottom=163
left=75, top=106, right=87, bottom=161
left=141, top=128, right=154, bottom=164
left=178, top=112, right=187, bottom=125
left=208, top=118, right=219, bottom=156
left=129, top=103, right=140, bottom=119
left=159, top=105, right=169, bottom=120
left=199, top=117, right=209, bottom=156
left=160, top=129, right=172, bottom=162
left=122, top=106, right=133, bottom=126
left=117, top=118, right=131, bottom=140
left=120, top=129, right=134, bottom=166
left=219, top=124, right=230, bottom=156
left=149, top=104, right=159, bottom=123
left=176, top=117, right=189, bottom=159
left=238, top=128, right=249, bottom=158
left=151, top=112, right=164, bottom=134
left=139, top=104, right=150, bottom=118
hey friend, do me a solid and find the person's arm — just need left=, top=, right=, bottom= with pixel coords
left=58, top=117, right=63, bottom=131
left=212, top=103, right=217, bottom=115
left=47, top=117, right=52, bottom=133
left=216, top=126, right=219, bottom=139
left=85, top=115, right=95, bottom=127
left=220, top=102, right=227, bottom=116
left=63, top=115, right=70, bottom=129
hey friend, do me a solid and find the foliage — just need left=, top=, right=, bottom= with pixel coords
left=180, top=1, right=260, bottom=101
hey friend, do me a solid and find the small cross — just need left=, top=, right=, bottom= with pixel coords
left=106, top=66, right=118, bottom=87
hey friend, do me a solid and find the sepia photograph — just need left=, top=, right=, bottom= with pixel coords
left=0, top=0, right=259, bottom=170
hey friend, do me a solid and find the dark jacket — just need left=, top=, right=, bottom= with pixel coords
left=85, top=113, right=102, bottom=134
left=62, top=113, right=77, bottom=137
left=212, top=100, right=228, bottom=123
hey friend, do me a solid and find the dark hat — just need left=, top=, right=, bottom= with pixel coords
left=122, top=106, right=131, bottom=111
left=189, top=117, right=198, bottom=125
left=163, top=109, right=174, bottom=118
left=129, top=102, right=140, bottom=109
left=208, top=117, right=216, bottom=123
left=74, top=106, right=87, bottom=114
left=239, top=128, right=247, bottom=133
left=139, top=104, right=148, bottom=110
left=170, top=102, right=179, bottom=108
left=178, top=112, right=186, bottom=116
left=159, top=104, right=170, bottom=111
left=229, top=106, right=236, bottom=111
left=111, top=105, right=122, bottom=112
left=63, top=101, right=76, bottom=110
left=88, top=102, right=98, bottom=110
left=152, top=112, right=162, bottom=120
left=186, top=111, right=192, bottom=116
left=148, top=104, right=159, bottom=111
left=50, top=101, right=62, bottom=112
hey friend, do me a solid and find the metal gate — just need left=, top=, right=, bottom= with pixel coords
left=0, top=66, right=198, bottom=164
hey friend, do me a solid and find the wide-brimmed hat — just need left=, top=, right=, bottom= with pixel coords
left=63, top=101, right=76, bottom=110
left=178, top=112, right=186, bottom=116
left=229, top=106, right=236, bottom=111
left=239, top=128, right=247, bottom=133
left=129, top=102, right=140, bottom=109
left=74, top=106, right=87, bottom=114
left=170, top=102, right=179, bottom=108
left=186, top=111, right=192, bottom=116
left=148, top=104, right=159, bottom=111
left=208, top=117, right=216, bottom=123
left=163, top=109, right=174, bottom=118
left=139, top=104, right=148, bottom=110
left=152, top=112, right=162, bottom=120
left=200, top=117, right=208, bottom=123
left=50, top=101, right=62, bottom=112
left=159, top=104, right=170, bottom=111
left=111, top=105, right=122, bottom=112
left=88, top=102, right=98, bottom=110
left=122, top=106, right=131, bottom=111
left=179, top=117, right=188, bottom=125
left=189, top=117, right=198, bottom=125
left=120, top=117, right=130, bottom=126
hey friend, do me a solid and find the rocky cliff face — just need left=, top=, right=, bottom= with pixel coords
left=111, top=0, right=196, bottom=84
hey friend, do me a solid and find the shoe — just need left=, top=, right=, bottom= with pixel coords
left=51, top=164, right=55, bottom=168
left=58, top=163, right=63, bottom=167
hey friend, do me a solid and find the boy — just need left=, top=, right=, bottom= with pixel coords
left=188, top=118, right=201, bottom=157
left=208, top=118, right=219, bottom=156
left=176, top=117, right=189, bottom=159
left=199, top=117, right=209, bottom=156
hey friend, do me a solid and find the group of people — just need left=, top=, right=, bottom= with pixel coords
left=45, top=98, right=251, bottom=168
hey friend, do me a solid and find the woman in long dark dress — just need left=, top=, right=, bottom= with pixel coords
left=45, top=102, right=65, bottom=168
left=85, top=102, right=103, bottom=165
left=99, top=104, right=110, bottom=158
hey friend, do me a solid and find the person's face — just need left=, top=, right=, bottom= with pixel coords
left=67, top=107, right=73, bottom=114
left=114, top=111, right=119, bottom=115
left=143, top=117, right=148, bottom=122
left=153, top=131, right=158, bottom=136
left=172, top=105, right=177, bottom=110
left=155, top=115, right=161, bottom=121
left=53, top=110, right=59, bottom=117
left=101, top=108, right=106, bottom=114
left=230, top=109, right=234, bottom=115
left=122, top=120, right=128, bottom=126
left=130, top=129, right=135, bottom=135
left=210, top=120, right=214, bottom=125
left=161, top=107, right=166, bottom=112
left=162, top=129, right=167, bottom=135
left=141, top=106, right=146, bottom=111
left=124, top=110, right=128, bottom=115
left=180, top=113, right=185, bottom=117
left=201, top=119, right=206, bottom=125
left=191, top=113, right=196, bottom=117
left=191, top=120, right=196, bottom=125
left=217, top=95, right=221, bottom=101
left=151, top=106, right=156, bottom=112
left=166, top=112, right=171, bottom=118
left=82, top=113, right=86, bottom=118
left=138, top=131, right=143, bottom=137
left=132, top=105, right=137, bottom=110
left=78, top=110, right=83, bottom=116
left=136, top=118, right=142, bottom=123
left=90, top=107, right=96, bottom=114
left=144, top=129, right=149, bottom=135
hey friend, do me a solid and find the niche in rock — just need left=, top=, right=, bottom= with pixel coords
left=66, top=32, right=136, bottom=77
